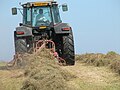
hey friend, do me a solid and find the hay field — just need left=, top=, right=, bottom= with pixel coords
left=0, top=50, right=120, bottom=90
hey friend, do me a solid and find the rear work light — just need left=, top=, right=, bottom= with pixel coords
left=62, top=27, right=71, bottom=31
left=16, top=31, right=24, bottom=35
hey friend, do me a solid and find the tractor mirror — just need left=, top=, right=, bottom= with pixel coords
left=12, top=8, right=17, bottom=15
left=62, top=4, right=68, bottom=12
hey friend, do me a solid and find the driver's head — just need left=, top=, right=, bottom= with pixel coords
left=39, top=9, right=43, bottom=14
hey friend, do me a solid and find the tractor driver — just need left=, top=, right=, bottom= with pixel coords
left=35, top=9, right=49, bottom=26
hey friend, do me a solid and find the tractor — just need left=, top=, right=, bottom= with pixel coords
left=12, top=1, right=75, bottom=65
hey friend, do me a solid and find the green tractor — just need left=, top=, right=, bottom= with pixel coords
left=12, top=1, right=75, bottom=65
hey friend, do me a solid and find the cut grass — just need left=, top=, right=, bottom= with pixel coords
left=76, top=51, right=120, bottom=75
left=1, top=61, right=120, bottom=90
left=0, top=51, right=120, bottom=90
left=72, top=79, right=120, bottom=90
left=0, top=69, right=25, bottom=90
left=19, top=49, right=76, bottom=90
left=62, top=62, right=120, bottom=90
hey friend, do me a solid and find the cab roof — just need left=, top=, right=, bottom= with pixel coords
left=22, top=1, right=57, bottom=7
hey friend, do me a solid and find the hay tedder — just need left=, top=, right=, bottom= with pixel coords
left=9, top=0, right=75, bottom=66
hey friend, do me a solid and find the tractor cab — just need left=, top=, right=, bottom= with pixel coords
left=12, top=1, right=68, bottom=27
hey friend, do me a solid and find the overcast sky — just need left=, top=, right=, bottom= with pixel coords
left=0, top=0, right=120, bottom=61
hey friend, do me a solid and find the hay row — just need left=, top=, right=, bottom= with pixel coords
left=18, top=49, right=75, bottom=90
left=76, top=51, right=120, bottom=75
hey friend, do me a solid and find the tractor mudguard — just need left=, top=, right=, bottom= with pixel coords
left=54, top=23, right=71, bottom=34
left=16, top=26, right=32, bottom=37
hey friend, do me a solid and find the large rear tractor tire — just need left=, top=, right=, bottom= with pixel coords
left=62, top=31, right=75, bottom=65
left=15, top=38, right=27, bottom=54
left=14, top=32, right=27, bottom=54
left=55, top=30, right=75, bottom=65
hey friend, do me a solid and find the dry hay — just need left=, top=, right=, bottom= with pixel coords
left=76, top=53, right=109, bottom=66
left=76, top=51, right=120, bottom=75
left=19, top=48, right=75, bottom=90
left=110, top=59, right=120, bottom=75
